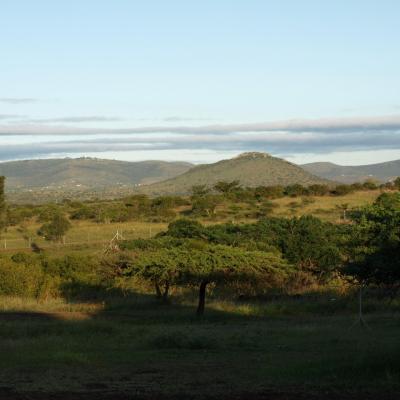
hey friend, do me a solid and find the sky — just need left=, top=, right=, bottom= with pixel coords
left=1, top=0, right=400, bottom=165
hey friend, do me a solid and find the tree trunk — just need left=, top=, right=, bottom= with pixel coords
left=197, top=281, right=209, bottom=316
left=162, top=282, right=170, bottom=303
left=155, top=281, right=162, bottom=298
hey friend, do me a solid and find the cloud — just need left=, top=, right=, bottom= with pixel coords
left=162, top=116, right=215, bottom=122
left=1, top=129, right=399, bottom=161
left=1, top=114, right=400, bottom=136
left=0, top=114, right=399, bottom=161
left=0, top=98, right=38, bottom=104
left=0, top=114, right=25, bottom=120
left=29, top=116, right=123, bottom=123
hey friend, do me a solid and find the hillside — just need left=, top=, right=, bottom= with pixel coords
left=301, top=159, right=400, bottom=183
left=0, top=158, right=193, bottom=191
left=141, top=152, right=330, bottom=195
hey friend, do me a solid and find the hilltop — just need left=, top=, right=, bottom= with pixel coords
left=141, top=152, right=330, bottom=195
left=302, top=159, right=400, bottom=183
left=0, top=158, right=193, bottom=191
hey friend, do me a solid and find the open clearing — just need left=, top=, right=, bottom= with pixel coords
left=0, top=294, right=399, bottom=400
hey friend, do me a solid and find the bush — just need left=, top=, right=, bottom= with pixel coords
left=0, top=259, right=44, bottom=297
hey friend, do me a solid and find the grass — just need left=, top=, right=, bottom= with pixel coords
left=272, top=190, right=380, bottom=220
left=0, top=220, right=168, bottom=252
left=0, top=292, right=399, bottom=399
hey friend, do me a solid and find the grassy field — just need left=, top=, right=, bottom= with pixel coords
left=0, top=292, right=399, bottom=400
left=272, top=190, right=380, bottom=220
left=0, top=221, right=168, bottom=252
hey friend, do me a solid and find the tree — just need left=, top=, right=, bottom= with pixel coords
left=179, top=245, right=291, bottom=315
left=162, top=219, right=206, bottom=239
left=130, top=244, right=291, bottom=315
left=282, top=216, right=343, bottom=281
left=38, top=214, right=71, bottom=242
left=308, top=184, right=330, bottom=196
left=191, top=194, right=220, bottom=217
left=132, top=248, right=180, bottom=302
left=0, top=176, right=6, bottom=233
left=332, top=184, right=353, bottom=196
left=213, top=180, right=241, bottom=195
left=254, top=185, right=284, bottom=200
left=344, top=195, right=400, bottom=294
left=284, top=184, right=308, bottom=197
left=190, top=185, right=210, bottom=197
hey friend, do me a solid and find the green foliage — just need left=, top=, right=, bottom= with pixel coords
left=254, top=185, right=285, bottom=200
left=308, top=184, right=330, bottom=196
left=282, top=216, right=343, bottom=280
left=6, top=206, right=35, bottom=226
left=374, top=192, right=400, bottom=210
left=344, top=194, right=400, bottom=287
left=332, top=184, right=353, bottom=196
left=213, top=180, right=241, bottom=195
left=162, top=219, right=206, bottom=239
left=129, top=243, right=291, bottom=313
left=191, top=194, right=220, bottom=217
left=38, top=214, right=72, bottom=242
left=0, top=257, right=44, bottom=297
left=190, top=184, right=210, bottom=197
left=284, top=184, right=308, bottom=197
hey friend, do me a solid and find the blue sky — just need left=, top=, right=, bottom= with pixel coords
left=1, top=0, right=400, bottom=164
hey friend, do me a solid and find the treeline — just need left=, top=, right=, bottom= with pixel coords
left=194, top=177, right=400, bottom=199
left=5, top=178, right=400, bottom=227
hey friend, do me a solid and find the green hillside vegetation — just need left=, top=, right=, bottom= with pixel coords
left=141, top=152, right=331, bottom=195
left=0, top=157, right=193, bottom=191
left=302, top=159, right=400, bottom=183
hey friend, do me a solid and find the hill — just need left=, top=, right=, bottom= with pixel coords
left=141, top=152, right=330, bottom=195
left=0, top=158, right=193, bottom=191
left=301, top=159, right=400, bottom=183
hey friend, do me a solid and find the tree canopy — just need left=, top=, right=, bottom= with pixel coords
left=128, top=242, right=291, bottom=315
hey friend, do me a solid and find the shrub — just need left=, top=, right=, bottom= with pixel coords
left=0, top=259, right=44, bottom=297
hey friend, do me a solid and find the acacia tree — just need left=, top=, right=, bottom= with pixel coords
left=131, top=244, right=291, bottom=315
left=182, top=245, right=290, bottom=315
left=132, top=248, right=182, bottom=302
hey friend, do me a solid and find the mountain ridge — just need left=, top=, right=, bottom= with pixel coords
left=0, top=157, right=193, bottom=191
left=302, top=159, right=400, bottom=183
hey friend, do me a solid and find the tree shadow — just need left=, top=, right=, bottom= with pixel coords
left=0, top=285, right=398, bottom=400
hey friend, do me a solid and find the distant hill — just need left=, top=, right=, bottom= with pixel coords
left=141, top=152, right=330, bottom=195
left=0, top=158, right=193, bottom=191
left=301, top=159, right=400, bottom=183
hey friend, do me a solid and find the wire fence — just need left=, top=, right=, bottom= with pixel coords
left=0, top=225, right=163, bottom=252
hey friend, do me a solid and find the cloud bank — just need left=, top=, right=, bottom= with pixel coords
left=0, top=114, right=399, bottom=162
left=1, top=114, right=400, bottom=135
